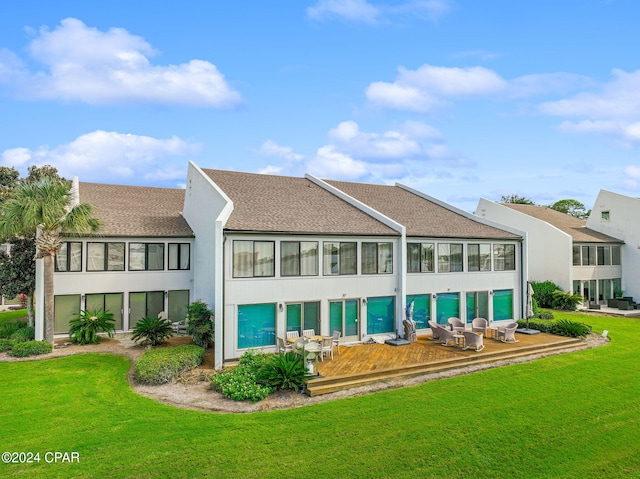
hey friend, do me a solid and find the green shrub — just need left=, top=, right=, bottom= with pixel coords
left=134, top=344, right=205, bottom=385
left=69, top=308, right=116, bottom=345
left=531, top=281, right=562, bottom=308
left=0, top=338, right=14, bottom=352
left=10, top=326, right=35, bottom=342
left=257, top=352, right=312, bottom=392
left=551, top=319, right=592, bottom=338
left=210, top=350, right=274, bottom=402
left=0, top=320, right=27, bottom=339
left=186, top=300, right=214, bottom=348
left=517, top=318, right=591, bottom=338
left=551, top=290, right=583, bottom=311
left=10, top=340, right=52, bottom=357
left=131, top=316, right=173, bottom=346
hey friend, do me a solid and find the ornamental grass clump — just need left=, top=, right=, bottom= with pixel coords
left=210, top=350, right=274, bottom=402
left=69, top=309, right=116, bottom=345
left=0, top=320, right=27, bottom=339
left=134, top=344, right=205, bottom=385
left=10, top=325, right=34, bottom=343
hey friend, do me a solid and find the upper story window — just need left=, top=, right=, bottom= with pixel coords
left=281, top=241, right=318, bottom=276
left=129, top=243, right=164, bottom=271
left=581, top=245, right=596, bottom=266
left=55, top=242, right=82, bottom=272
left=438, top=243, right=463, bottom=273
left=468, top=243, right=492, bottom=271
left=168, top=243, right=190, bottom=270
left=493, top=244, right=516, bottom=271
left=233, top=240, right=275, bottom=278
left=572, top=245, right=581, bottom=266
left=323, top=242, right=357, bottom=275
left=407, top=243, right=434, bottom=273
left=601, top=211, right=610, bottom=221
left=87, top=242, right=125, bottom=271
left=612, top=245, right=621, bottom=265
left=362, top=242, right=393, bottom=274
left=597, top=246, right=611, bottom=266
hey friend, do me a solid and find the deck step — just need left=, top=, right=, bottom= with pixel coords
left=306, top=337, right=583, bottom=396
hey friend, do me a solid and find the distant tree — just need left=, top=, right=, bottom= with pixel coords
left=0, top=166, right=20, bottom=203
left=550, top=199, right=590, bottom=219
left=0, top=238, right=36, bottom=326
left=500, top=194, right=535, bottom=205
left=26, top=165, right=67, bottom=184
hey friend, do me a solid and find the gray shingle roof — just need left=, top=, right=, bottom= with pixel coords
left=202, top=169, right=399, bottom=236
left=78, top=183, right=193, bottom=238
left=502, top=204, right=622, bottom=243
left=327, top=180, right=520, bottom=240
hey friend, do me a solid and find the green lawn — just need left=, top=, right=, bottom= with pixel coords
left=0, top=309, right=28, bottom=324
left=1, top=313, right=639, bottom=478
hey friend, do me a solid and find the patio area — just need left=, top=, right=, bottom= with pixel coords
left=306, top=332, right=585, bottom=396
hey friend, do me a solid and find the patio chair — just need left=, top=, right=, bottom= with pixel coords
left=448, top=317, right=465, bottom=332
left=427, top=320, right=442, bottom=341
left=277, top=336, right=293, bottom=354
left=462, top=331, right=485, bottom=352
left=320, top=337, right=334, bottom=360
left=438, top=327, right=456, bottom=346
left=332, top=330, right=341, bottom=356
left=497, top=322, right=519, bottom=343
left=471, top=317, right=488, bottom=336
left=286, top=330, right=300, bottom=340
left=303, top=329, right=315, bottom=337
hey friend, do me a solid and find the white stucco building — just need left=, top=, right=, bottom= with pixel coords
left=37, top=164, right=527, bottom=369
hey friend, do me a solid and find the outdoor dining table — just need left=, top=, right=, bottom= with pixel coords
left=291, top=338, right=323, bottom=375
left=287, top=335, right=328, bottom=343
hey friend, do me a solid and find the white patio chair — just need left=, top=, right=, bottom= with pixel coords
left=462, top=331, right=485, bottom=352
left=427, top=320, right=442, bottom=341
left=286, top=330, right=300, bottom=340
left=448, top=317, right=465, bottom=332
left=497, top=322, right=519, bottom=343
left=320, top=337, right=334, bottom=360
left=332, top=330, right=341, bottom=356
left=277, top=336, right=293, bottom=354
left=303, top=329, right=315, bottom=337
left=471, top=317, right=488, bottom=336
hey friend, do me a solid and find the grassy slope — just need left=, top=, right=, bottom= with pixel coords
left=0, top=309, right=27, bottom=324
left=0, top=313, right=639, bottom=478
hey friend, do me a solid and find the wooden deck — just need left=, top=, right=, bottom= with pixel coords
left=306, top=332, right=584, bottom=396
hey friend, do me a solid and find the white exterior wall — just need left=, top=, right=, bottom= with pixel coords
left=476, top=198, right=572, bottom=290
left=406, top=239, right=522, bottom=326
left=587, top=190, right=640, bottom=300
left=51, top=236, right=194, bottom=331
left=223, top=233, right=401, bottom=360
left=182, top=161, right=233, bottom=369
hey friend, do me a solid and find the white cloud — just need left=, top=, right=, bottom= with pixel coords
left=308, top=145, right=369, bottom=180
left=366, top=64, right=507, bottom=111
left=307, top=0, right=453, bottom=24
left=539, top=69, right=640, bottom=119
left=257, top=165, right=284, bottom=175
left=305, top=120, right=467, bottom=182
left=1, top=130, right=201, bottom=184
left=257, top=140, right=304, bottom=161
left=621, top=165, right=640, bottom=190
left=0, top=18, right=242, bottom=107
left=328, top=120, right=440, bottom=159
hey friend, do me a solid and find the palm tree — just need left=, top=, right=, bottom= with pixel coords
left=0, top=178, right=100, bottom=345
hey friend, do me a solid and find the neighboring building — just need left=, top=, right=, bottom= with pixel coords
left=36, top=181, right=195, bottom=337
left=587, top=190, right=640, bottom=302
left=475, top=200, right=623, bottom=305
left=38, top=163, right=526, bottom=370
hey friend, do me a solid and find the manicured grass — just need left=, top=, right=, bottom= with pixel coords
left=0, top=309, right=27, bottom=324
left=1, top=313, right=639, bottom=478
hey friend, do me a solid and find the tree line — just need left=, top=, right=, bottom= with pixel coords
left=499, top=194, right=591, bottom=220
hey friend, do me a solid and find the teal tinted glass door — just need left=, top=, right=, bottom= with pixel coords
left=493, top=290, right=513, bottom=321
left=436, top=293, right=460, bottom=325
left=329, top=299, right=359, bottom=341
left=366, top=296, right=395, bottom=334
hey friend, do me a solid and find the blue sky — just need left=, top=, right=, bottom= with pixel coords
left=1, top=0, right=639, bottom=211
